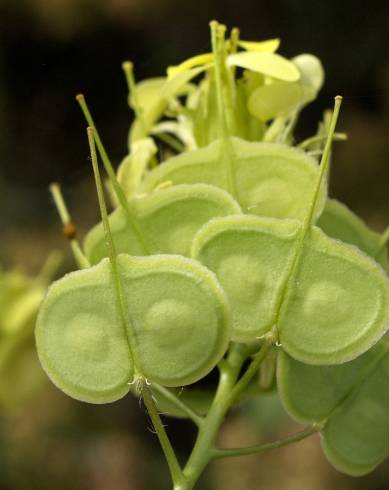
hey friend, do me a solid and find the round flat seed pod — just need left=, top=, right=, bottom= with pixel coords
left=277, top=336, right=389, bottom=476
left=84, top=184, right=241, bottom=264
left=141, top=137, right=326, bottom=221
left=318, top=198, right=389, bottom=272
left=36, top=259, right=133, bottom=404
left=117, top=254, right=231, bottom=387
left=193, top=214, right=389, bottom=363
left=142, top=139, right=229, bottom=190
left=322, top=348, right=389, bottom=475
left=279, top=226, right=389, bottom=364
left=192, top=215, right=300, bottom=342
left=277, top=346, right=381, bottom=424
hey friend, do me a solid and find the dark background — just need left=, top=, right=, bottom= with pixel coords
left=0, top=1, right=389, bottom=488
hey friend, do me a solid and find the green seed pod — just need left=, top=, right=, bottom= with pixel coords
left=192, top=216, right=389, bottom=363
left=141, top=137, right=326, bottom=220
left=36, top=259, right=133, bottom=404
left=36, top=254, right=231, bottom=403
left=84, top=184, right=241, bottom=264
left=277, top=334, right=389, bottom=475
left=117, top=254, right=230, bottom=387
left=192, top=215, right=300, bottom=342
left=278, top=226, right=389, bottom=364
left=318, top=198, right=389, bottom=272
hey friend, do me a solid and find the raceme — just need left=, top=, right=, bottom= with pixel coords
left=34, top=19, right=389, bottom=490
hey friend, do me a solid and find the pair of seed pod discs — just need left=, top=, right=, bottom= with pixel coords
left=36, top=134, right=389, bottom=475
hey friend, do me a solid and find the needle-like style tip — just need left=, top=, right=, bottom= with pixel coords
left=122, top=61, right=133, bottom=71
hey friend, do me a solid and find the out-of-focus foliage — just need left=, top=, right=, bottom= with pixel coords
left=0, top=0, right=174, bottom=39
left=0, top=255, right=60, bottom=411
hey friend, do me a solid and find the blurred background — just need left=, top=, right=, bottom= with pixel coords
left=0, top=0, right=389, bottom=488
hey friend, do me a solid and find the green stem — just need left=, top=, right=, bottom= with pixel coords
left=76, top=94, right=152, bottom=254
left=377, top=225, right=389, bottom=253
left=263, top=116, right=288, bottom=143
left=142, top=384, right=185, bottom=487
left=298, top=132, right=347, bottom=150
left=88, top=127, right=137, bottom=370
left=153, top=132, right=186, bottom=153
left=210, top=21, right=229, bottom=141
left=307, top=149, right=324, bottom=157
left=211, top=425, right=319, bottom=459
left=180, top=341, right=272, bottom=490
left=122, top=61, right=159, bottom=168
left=151, top=384, right=204, bottom=428
left=49, top=183, right=90, bottom=269
left=210, top=20, right=239, bottom=201
left=303, top=96, right=342, bottom=230
left=36, top=250, right=62, bottom=283
left=122, top=61, right=148, bottom=137
left=278, top=109, right=299, bottom=144
left=228, top=338, right=273, bottom=406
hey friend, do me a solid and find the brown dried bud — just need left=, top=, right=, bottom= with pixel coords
left=63, top=222, right=77, bottom=240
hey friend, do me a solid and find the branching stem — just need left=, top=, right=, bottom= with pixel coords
left=211, top=424, right=319, bottom=459
left=151, top=384, right=204, bottom=428
left=142, top=385, right=185, bottom=487
left=227, top=337, right=273, bottom=406
left=179, top=339, right=274, bottom=490
left=49, top=183, right=90, bottom=269
left=298, top=132, right=347, bottom=149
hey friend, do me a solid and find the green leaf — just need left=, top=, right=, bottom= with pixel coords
left=141, top=137, right=325, bottom=221
left=278, top=334, right=389, bottom=475
left=227, top=52, right=300, bottom=82
left=84, top=183, right=241, bottom=263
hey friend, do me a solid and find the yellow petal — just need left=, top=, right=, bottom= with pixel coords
left=238, top=38, right=280, bottom=53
